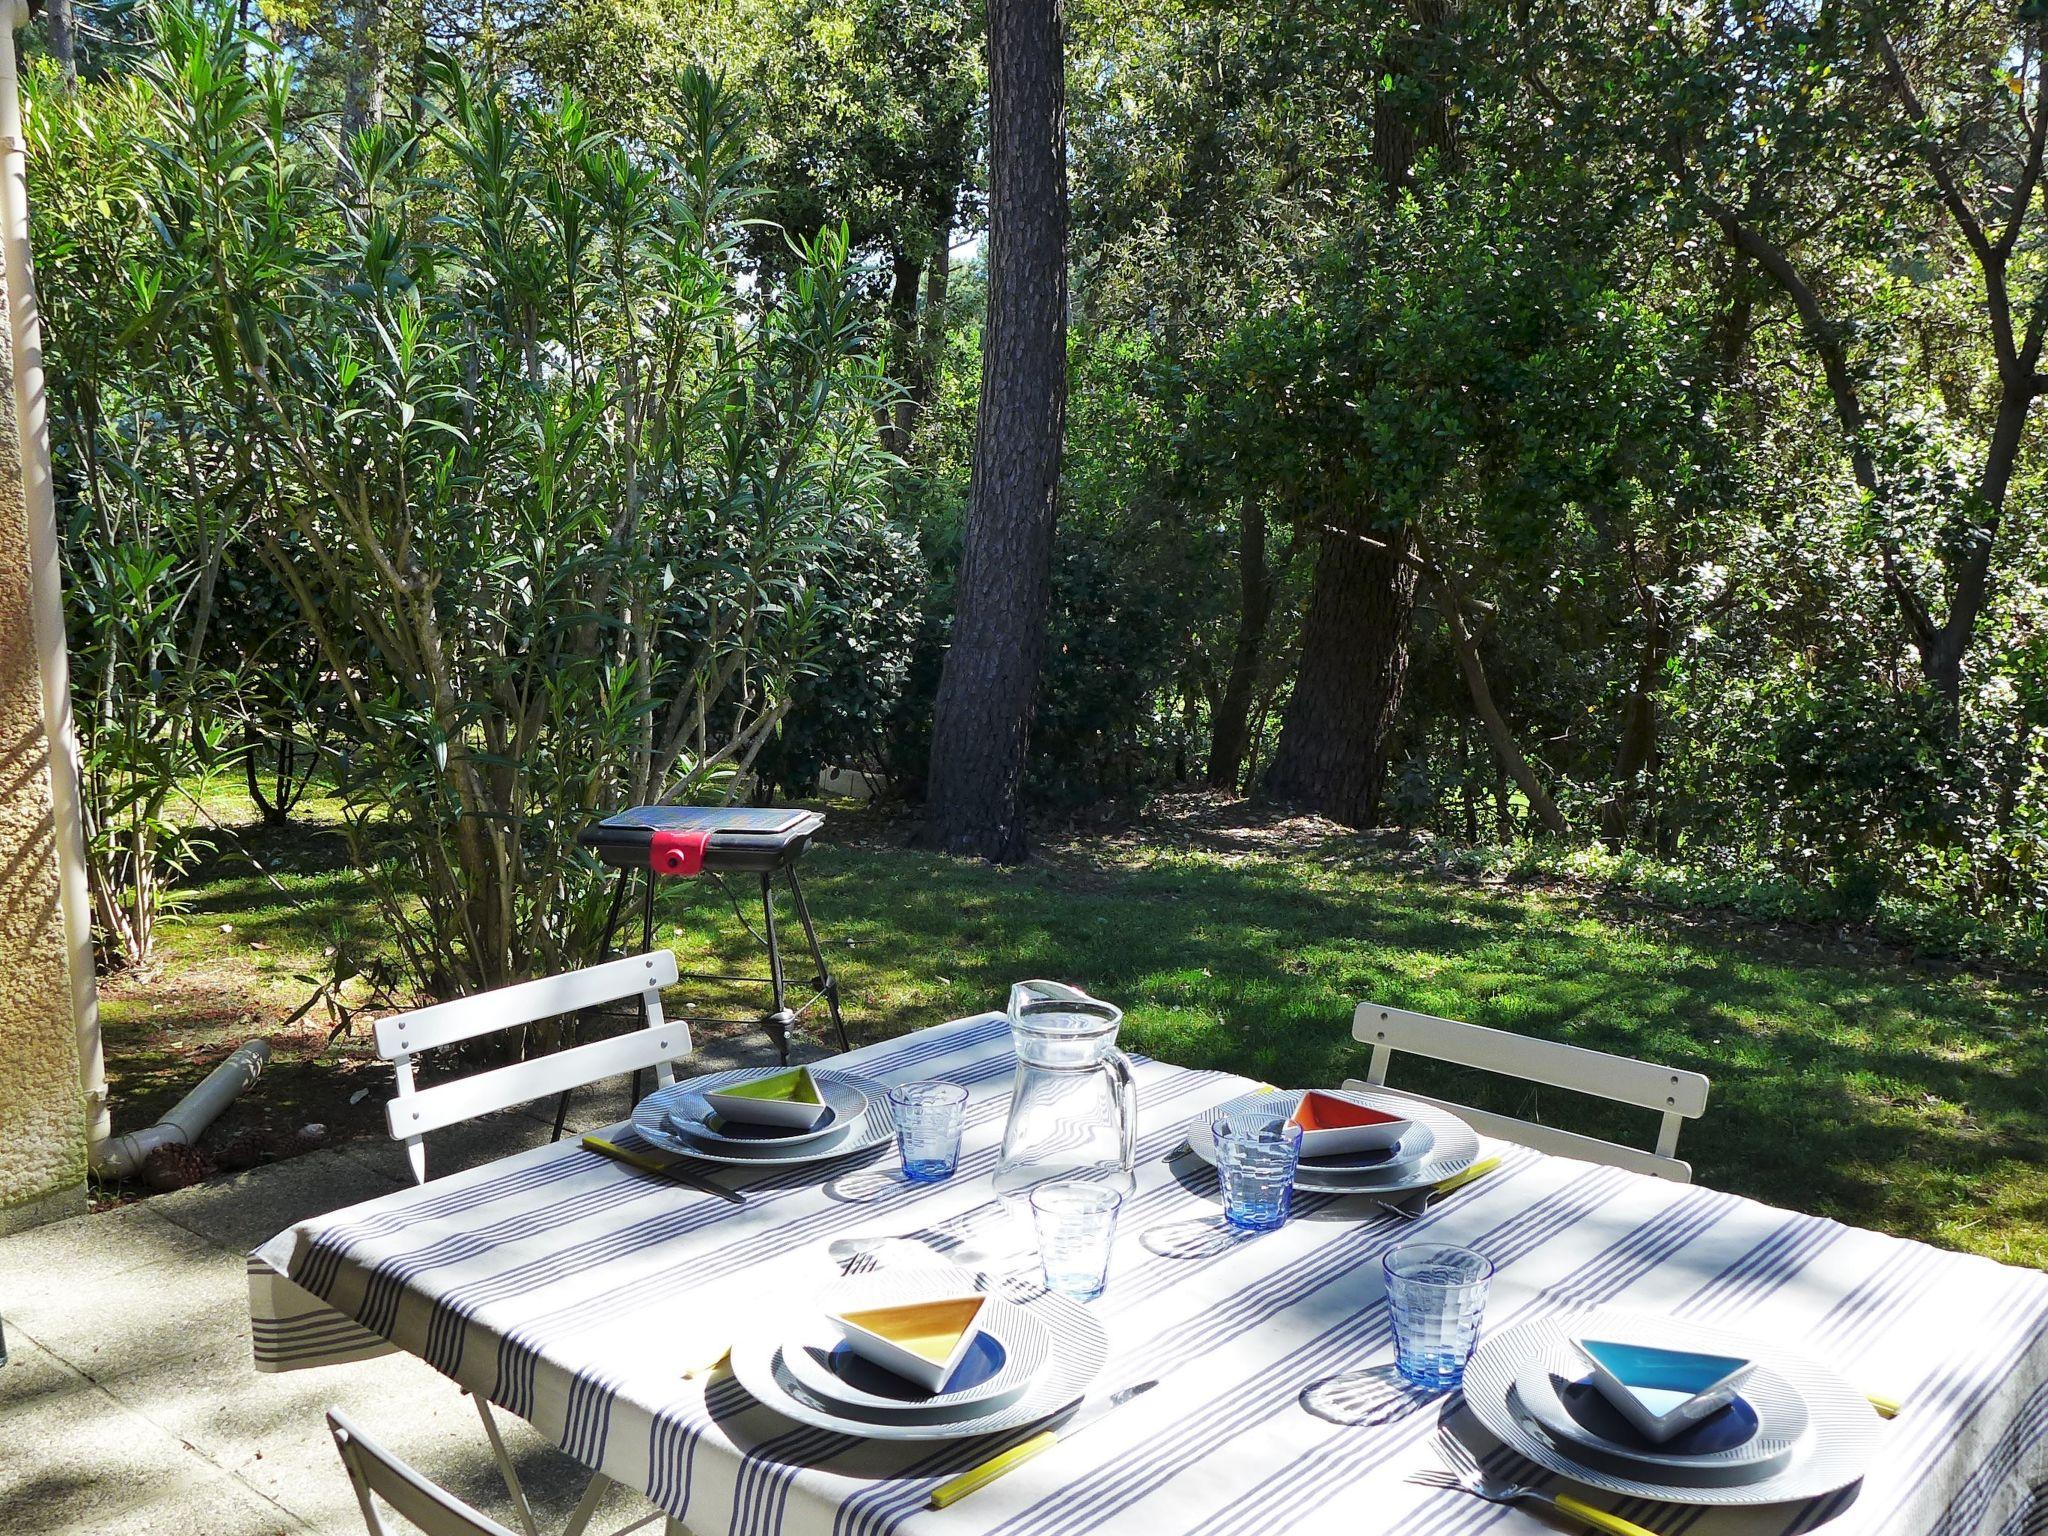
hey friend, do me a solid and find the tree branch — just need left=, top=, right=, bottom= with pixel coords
left=2002, top=30, right=2048, bottom=255
left=1868, top=19, right=2018, bottom=373
left=1704, top=199, right=1942, bottom=658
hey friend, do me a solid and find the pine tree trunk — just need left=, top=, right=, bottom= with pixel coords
left=46, top=0, right=76, bottom=83
left=921, top=0, right=1068, bottom=862
left=880, top=248, right=923, bottom=456
left=1264, top=521, right=1416, bottom=826
left=1207, top=494, right=1270, bottom=789
left=341, top=0, right=385, bottom=137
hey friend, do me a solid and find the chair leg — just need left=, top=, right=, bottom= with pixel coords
left=469, top=1391, right=541, bottom=1536
left=558, top=1472, right=613, bottom=1536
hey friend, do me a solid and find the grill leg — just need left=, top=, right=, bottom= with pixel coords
left=785, top=867, right=848, bottom=1053
left=760, top=871, right=791, bottom=1065
left=632, top=870, right=657, bottom=1104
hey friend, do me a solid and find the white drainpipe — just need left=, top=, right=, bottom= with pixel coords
left=0, top=0, right=107, bottom=1154
left=91, top=1040, right=272, bottom=1178
left=1, top=5, right=267, bottom=1180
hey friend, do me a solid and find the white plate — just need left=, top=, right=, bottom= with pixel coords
left=730, top=1267, right=1109, bottom=1442
left=780, top=1274, right=1052, bottom=1419
left=634, top=1069, right=892, bottom=1167
left=1514, top=1345, right=1809, bottom=1485
left=1186, top=1087, right=1477, bottom=1194
left=662, top=1074, right=868, bottom=1149
left=1463, top=1309, right=1879, bottom=1506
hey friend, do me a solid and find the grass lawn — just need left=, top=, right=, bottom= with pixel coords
left=100, top=793, right=2048, bottom=1267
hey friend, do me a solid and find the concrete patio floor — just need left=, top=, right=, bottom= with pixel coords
left=0, top=1025, right=823, bottom=1534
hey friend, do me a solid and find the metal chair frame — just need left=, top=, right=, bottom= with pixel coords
left=370, top=952, right=694, bottom=1536
left=1348, top=1000, right=1711, bottom=1182
left=328, top=1409, right=684, bottom=1536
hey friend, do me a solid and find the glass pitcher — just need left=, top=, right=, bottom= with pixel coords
left=992, top=980, right=1138, bottom=1213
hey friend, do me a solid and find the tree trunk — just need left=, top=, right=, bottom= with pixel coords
left=1208, top=494, right=1270, bottom=788
left=1414, top=532, right=1570, bottom=836
left=887, top=201, right=955, bottom=459
left=1263, top=0, right=1453, bottom=825
left=341, top=0, right=385, bottom=137
left=1264, top=519, right=1416, bottom=826
left=1600, top=620, right=1667, bottom=849
left=920, top=0, right=1068, bottom=863
left=46, top=0, right=76, bottom=84
left=880, top=247, right=923, bottom=456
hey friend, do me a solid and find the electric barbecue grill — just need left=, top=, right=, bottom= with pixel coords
left=575, top=805, right=848, bottom=1068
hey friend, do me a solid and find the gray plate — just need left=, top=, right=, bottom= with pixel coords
left=1462, top=1309, right=1879, bottom=1506
left=1513, top=1343, right=1809, bottom=1485
left=633, top=1069, right=892, bottom=1167
left=731, top=1267, right=1109, bottom=1442
left=1186, top=1086, right=1478, bottom=1194
left=779, top=1272, right=1052, bottom=1419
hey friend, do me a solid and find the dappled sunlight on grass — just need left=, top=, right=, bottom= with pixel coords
left=101, top=798, right=2048, bottom=1262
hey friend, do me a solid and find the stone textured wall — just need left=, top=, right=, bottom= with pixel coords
left=0, top=279, right=86, bottom=1225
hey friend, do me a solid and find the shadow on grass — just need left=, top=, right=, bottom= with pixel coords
left=103, top=800, right=2048, bottom=1264
left=657, top=842, right=2048, bottom=1264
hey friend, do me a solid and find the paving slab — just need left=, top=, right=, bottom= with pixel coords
left=146, top=1149, right=406, bottom=1253
left=0, top=1332, right=298, bottom=1536
left=0, top=1200, right=218, bottom=1320
left=0, top=1214, right=228, bottom=1396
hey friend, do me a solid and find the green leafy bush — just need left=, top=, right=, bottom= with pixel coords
left=33, top=4, right=896, bottom=994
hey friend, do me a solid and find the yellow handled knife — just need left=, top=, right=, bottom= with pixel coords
left=582, top=1134, right=744, bottom=1206
left=928, top=1379, right=1158, bottom=1509
left=683, top=1347, right=731, bottom=1381
left=1375, top=1155, right=1502, bottom=1221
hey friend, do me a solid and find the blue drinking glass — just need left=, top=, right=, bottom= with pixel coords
left=1215, top=1111, right=1304, bottom=1232
left=1383, top=1243, right=1494, bottom=1390
left=1031, top=1180, right=1123, bottom=1301
left=889, top=1081, right=968, bottom=1181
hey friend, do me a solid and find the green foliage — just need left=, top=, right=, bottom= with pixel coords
left=35, top=0, right=2048, bottom=976
left=33, top=2, right=897, bottom=994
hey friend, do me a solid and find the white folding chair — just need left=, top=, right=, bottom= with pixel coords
left=330, top=1408, right=523, bottom=1536
left=377, top=950, right=687, bottom=1185
left=372, top=951, right=692, bottom=1536
left=1348, top=1000, right=1711, bottom=1182
left=328, top=1410, right=684, bottom=1536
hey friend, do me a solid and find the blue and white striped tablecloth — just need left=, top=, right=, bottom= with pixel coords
left=249, top=1014, right=2048, bottom=1535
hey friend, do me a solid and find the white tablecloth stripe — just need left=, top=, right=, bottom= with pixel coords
left=249, top=1015, right=2048, bottom=1534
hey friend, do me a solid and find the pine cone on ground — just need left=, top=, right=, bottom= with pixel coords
left=142, top=1141, right=215, bottom=1192
left=215, top=1129, right=287, bottom=1170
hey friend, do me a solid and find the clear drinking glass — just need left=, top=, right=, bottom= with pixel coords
left=889, top=1082, right=969, bottom=1182
left=1383, top=1243, right=1494, bottom=1390
left=1215, top=1111, right=1304, bottom=1232
left=1030, top=1180, right=1123, bottom=1301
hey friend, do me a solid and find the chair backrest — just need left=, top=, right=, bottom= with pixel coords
left=1347, top=1001, right=1710, bottom=1182
left=377, top=950, right=687, bottom=1183
left=329, top=1409, right=521, bottom=1536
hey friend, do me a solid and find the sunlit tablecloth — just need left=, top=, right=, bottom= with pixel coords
left=249, top=1012, right=2048, bottom=1535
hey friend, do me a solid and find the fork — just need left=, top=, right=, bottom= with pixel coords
left=1413, top=1428, right=1660, bottom=1535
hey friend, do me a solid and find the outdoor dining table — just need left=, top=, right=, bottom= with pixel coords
left=249, top=1013, right=2048, bottom=1535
